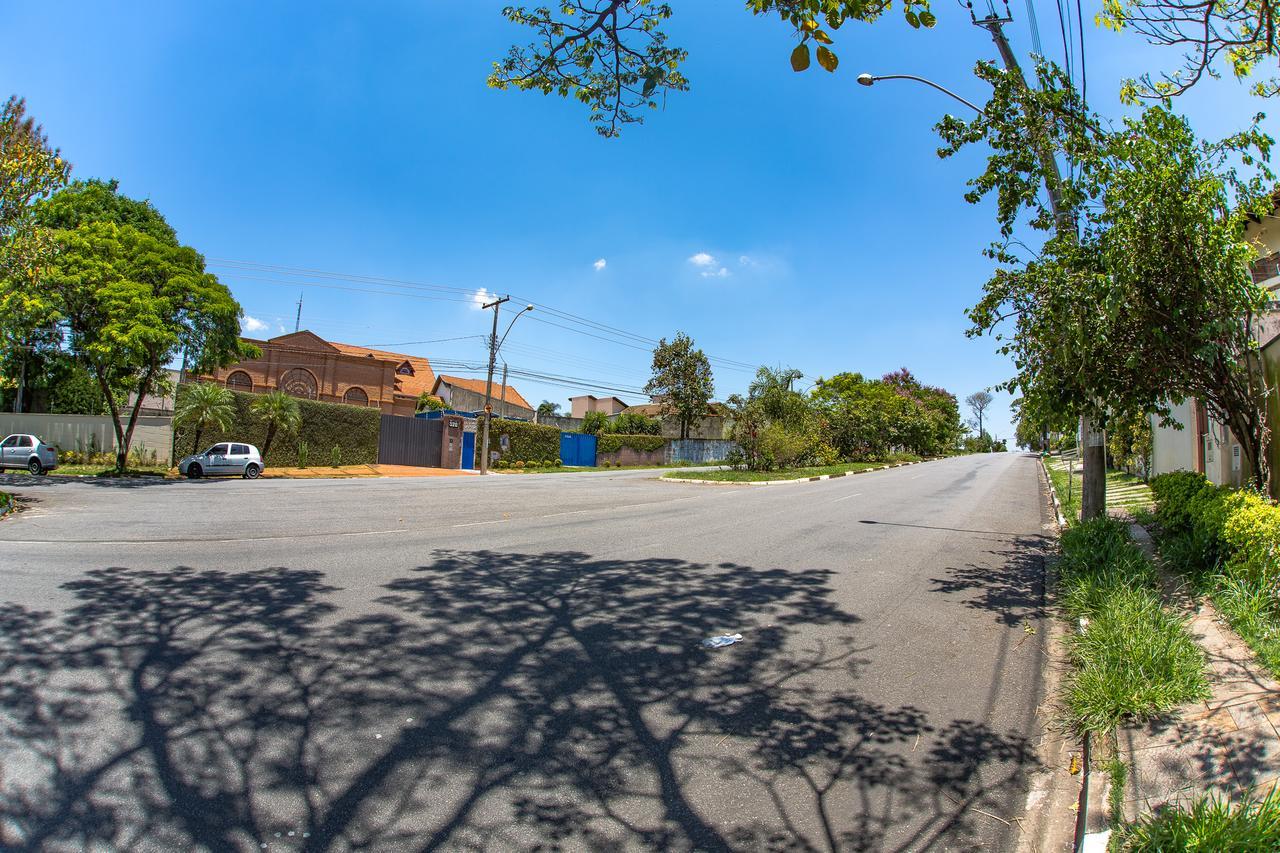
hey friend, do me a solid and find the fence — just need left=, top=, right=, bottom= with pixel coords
left=666, top=439, right=735, bottom=465
left=0, top=413, right=174, bottom=464
left=378, top=415, right=441, bottom=467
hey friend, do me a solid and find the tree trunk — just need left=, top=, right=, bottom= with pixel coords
left=1080, top=413, right=1107, bottom=521
left=192, top=428, right=203, bottom=457
left=118, top=368, right=155, bottom=471
left=262, top=423, right=277, bottom=460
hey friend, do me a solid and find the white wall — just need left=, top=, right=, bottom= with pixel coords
left=0, top=414, right=173, bottom=463
left=1150, top=399, right=1195, bottom=478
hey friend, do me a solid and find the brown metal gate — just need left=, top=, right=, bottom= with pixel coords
left=377, top=415, right=441, bottom=467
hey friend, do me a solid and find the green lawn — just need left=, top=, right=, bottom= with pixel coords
left=662, top=458, right=917, bottom=483
left=50, top=465, right=173, bottom=478
left=1044, top=456, right=1153, bottom=525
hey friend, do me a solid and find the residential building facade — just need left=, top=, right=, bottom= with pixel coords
left=432, top=375, right=535, bottom=420
left=569, top=395, right=629, bottom=419
left=200, top=330, right=436, bottom=417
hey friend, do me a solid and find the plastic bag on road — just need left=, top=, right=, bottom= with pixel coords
left=702, top=633, right=743, bottom=649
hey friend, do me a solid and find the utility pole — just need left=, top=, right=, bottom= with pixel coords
left=499, top=362, right=509, bottom=420
left=971, top=2, right=1107, bottom=521
left=295, top=293, right=303, bottom=333
left=479, top=295, right=510, bottom=474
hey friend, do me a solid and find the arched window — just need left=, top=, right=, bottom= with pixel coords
left=226, top=370, right=253, bottom=392
left=396, top=361, right=414, bottom=376
left=279, top=368, right=318, bottom=400
left=343, top=386, right=369, bottom=406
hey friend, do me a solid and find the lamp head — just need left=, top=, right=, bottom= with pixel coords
left=856, top=73, right=875, bottom=87
left=525, top=304, right=534, bottom=312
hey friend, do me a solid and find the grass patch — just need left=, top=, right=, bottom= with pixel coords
left=1044, top=456, right=1153, bottom=526
left=1114, top=788, right=1280, bottom=851
left=50, top=465, right=173, bottom=478
left=1212, top=575, right=1280, bottom=677
left=1056, top=517, right=1209, bottom=735
left=664, top=457, right=917, bottom=483
left=0, top=491, right=12, bottom=512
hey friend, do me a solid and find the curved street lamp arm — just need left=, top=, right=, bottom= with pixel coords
left=863, top=74, right=983, bottom=113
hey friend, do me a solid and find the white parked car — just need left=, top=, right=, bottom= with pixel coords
left=178, top=443, right=263, bottom=479
left=0, top=434, right=59, bottom=475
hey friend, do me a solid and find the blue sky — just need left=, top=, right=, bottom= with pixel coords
left=1, top=1, right=1264, bottom=440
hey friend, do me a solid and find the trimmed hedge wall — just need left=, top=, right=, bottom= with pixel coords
left=1151, top=471, right=1280, bottom=583
left=597, top=433, right=666, bottom=454
left=478, top=416, right=561, bottom=466
left=173, top=385, right=380, bottom=468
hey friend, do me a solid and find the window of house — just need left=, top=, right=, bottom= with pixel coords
left=279, top=368, right=318, bottom=400
left=226, top=370, right=253, bottom=392
left=396, top=362, right=414, bottom=376
left=343, top=387, right=369, bottom=406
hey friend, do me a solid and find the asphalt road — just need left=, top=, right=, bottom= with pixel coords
left=0, top=453, right=1052, bottom=852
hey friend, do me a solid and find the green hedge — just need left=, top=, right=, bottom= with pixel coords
left=597, top=433, right=666, bottom=454
left=479, top=416, right=561, bottom=466
left=1150, top=471, right=1280, bottom=581
left=173, top=385, right=380, bottom=467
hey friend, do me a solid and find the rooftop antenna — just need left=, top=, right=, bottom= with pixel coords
left=295, top=293, right=303, bottom=332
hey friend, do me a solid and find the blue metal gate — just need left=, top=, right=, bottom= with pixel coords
left=559, top=432, right=597, bottom=467
left=461, top=431, right=475, bottom=470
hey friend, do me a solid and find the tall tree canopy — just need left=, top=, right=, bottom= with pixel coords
left=489, top=0, right=936, bottom=137
left=34, top=180, right=256, bottom=469
left=0, top=95, right=71, bottom=393
left=644, top=331, right=714, bottom=439
left=945, top=59, right=1276, bottom=488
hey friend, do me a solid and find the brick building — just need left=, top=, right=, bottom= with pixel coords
left=201, top=330, right=437, bottom=416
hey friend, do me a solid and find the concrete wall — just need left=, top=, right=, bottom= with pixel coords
left=0, top=413, right=173, bottom=463
left=667, top=439, right=736, bottom=464
left=445, top=385, right=535, bottom=421
left=598, top=446, right=665, bottom=467
left=536, top=414, right=585, bottom=432
left=1150, top=400, right=1196, bottom=478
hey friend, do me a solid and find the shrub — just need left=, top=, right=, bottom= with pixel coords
left=580, top=411, right=609, bottom=435
left=596, top=434, right=666, bottom=454
left=330, top=445, right=341, bottom=467
left=1116, top=787, right=1280, bottom=851
left=173, top=385, right=379, bottom=467
left=1065, top=586, right=1209, bottom=732
left=610, top=412, right=661, bottom=435
left=555, top=458, right=563, bottom=467
left=478, top=416, right=560, bottom=468
left=1150, top=471, right=1212, bottom=533
left=514, top=460, right=525, bottom=469
left=1222, top=491, right=1280, bottom=584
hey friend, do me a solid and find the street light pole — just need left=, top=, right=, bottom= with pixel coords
left=855, top=73, right=982, bottom=113
left=478, top=298, right=533, bottom=474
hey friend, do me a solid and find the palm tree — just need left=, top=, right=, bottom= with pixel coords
left=175, top=382, right=235, bottom=455
left=250, top=390, right=301, bottom=460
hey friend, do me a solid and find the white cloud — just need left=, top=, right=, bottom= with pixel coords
left=242, top=316, right=268, bottom=333
left=472, top=287, right=494, bottom=309
left=593, top=258, right=607, bottom=271
left=688, top=252, right=716, bottom=267
left=701, top=266, right=730, bottom=279
left=276, top=323, right=287, bottom=335
left=738, top=255, right=757, bottom=266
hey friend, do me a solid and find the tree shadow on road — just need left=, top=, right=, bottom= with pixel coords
left=1, top=551, right=1039, bottom=851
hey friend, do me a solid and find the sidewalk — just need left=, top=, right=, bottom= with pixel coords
left=1089, top=524, right=1280, bottom=834
left=261, top=464, right=476, bottom=479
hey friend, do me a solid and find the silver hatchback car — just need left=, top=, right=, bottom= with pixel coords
left=0, top=434, right=59, bottom=475
left=178, top=442, right=264, bottom=479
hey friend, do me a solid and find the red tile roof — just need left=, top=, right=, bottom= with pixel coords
left=328, top=342, right=437, bottom=400
left=434, top=375, right=533, bottom=411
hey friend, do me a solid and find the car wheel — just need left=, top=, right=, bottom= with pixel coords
left=243, top=464, right=261, bottom=480
left=27, top=458, right=43, bottom=475
left=187, top=464, right=203, bottom=479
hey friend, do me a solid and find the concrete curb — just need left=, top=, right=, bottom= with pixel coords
left=1041, top=457, right=1069, bottom=529
left=660, top=459, right=936, bottom=487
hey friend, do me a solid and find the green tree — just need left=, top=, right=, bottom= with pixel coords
left=536, top=399, right=561, bottom=418
left=416, top=392, right=447, bottom=413
left=0, top=96, right=71, bottom=407
left=965, top=391, right=994, bottom=437
left=580, top=410, right=609, bottom=435
left=1100, top=0, right=1280, bottom=99
left=947, top=60, right=1275, bottom=490
left=250, top=390, right=302, bottom=460
left=48, top=359, right=107, bottom=415
left=611, top=411, right=661, bottom=435
left=489, top=1, right=936, bottom=137
left=644, top=331, right=714, bottom=440
left=175, top=382, right=235, bottom=456
left=34, top=180, right=256, bottom=469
